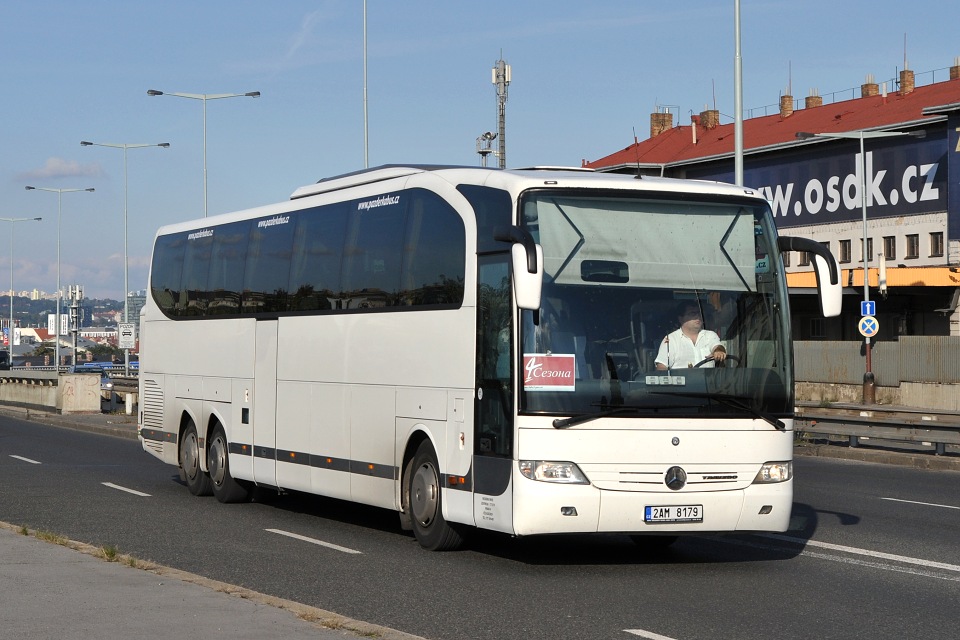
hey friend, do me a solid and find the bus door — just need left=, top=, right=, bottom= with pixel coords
left=473, top=256, right=515, bottom=533
left=252, top=319, right=279, bottom=487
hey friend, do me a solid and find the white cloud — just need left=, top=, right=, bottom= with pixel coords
left=17, top=157, right=105, bottom=181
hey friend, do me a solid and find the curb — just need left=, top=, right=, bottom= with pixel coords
left=794, top=441, right=960, bottom=472
left=0, top=520, right=427, bottom=640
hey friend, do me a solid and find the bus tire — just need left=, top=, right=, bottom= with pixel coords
left=208, top=425, right=250, bottom=504
left=180, top=419, right=212, bottom=496
left=407, top=440, right=463, bottom=551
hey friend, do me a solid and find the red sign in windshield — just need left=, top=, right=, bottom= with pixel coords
left=522, top=354, right=576, bottom=392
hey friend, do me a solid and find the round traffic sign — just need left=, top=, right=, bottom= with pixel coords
left=858, top=315, right=879, bottom=337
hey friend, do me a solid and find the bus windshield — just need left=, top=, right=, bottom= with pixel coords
left=518, top=190, right=792, bottom=420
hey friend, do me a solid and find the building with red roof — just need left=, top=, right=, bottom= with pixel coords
left=585, top=60, right=960, bottom=340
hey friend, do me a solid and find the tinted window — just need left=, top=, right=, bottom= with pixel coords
left=207, top=222, right=248, bottom=315
left=244, top=215, right=296, bottom=313
left=180, top=231, right=214, bottom=316
left=341, top=195, right=406, bottom=309
left=288, top=204, right=348, bottom=311
left=401, top=190, right=465, bottom=306
left=151, top=188, right=466, bottom=318
left=457, top=184, right=512, bottom=253
left=150, top=234, right=186, bottom=315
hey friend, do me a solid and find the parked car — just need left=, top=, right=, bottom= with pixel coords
left=65, top=365, right=113, bottom=392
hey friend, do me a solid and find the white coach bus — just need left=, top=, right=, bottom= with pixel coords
left=139, top=165, right=840, bottom=550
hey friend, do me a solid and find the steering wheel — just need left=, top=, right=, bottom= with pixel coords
left=694, top=354, right=741, bottom=368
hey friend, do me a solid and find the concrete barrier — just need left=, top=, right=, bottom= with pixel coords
left=0, top=371, right=101, bottom=414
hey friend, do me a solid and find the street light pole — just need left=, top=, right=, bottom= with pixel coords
left=147, top=89, right=259, bottom=217
left=795, top=128, right=926, bottom=404
left=1, top=217, right=42, bottom=359
left=81, top=141, right=169, bottom=375
left=25, top=186, right=94, bottom=370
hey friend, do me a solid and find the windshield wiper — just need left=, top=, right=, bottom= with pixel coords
left=553, top=406, right=642, bottom=429
left=647, top=391, right=786, bottom=430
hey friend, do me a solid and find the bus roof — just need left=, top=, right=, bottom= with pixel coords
left=289, top=164, right=762, bottom=201
left=155, top=165, right=766, bottom=238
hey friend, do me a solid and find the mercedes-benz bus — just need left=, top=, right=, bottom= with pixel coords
left=139, top=165, right=840, bottom=550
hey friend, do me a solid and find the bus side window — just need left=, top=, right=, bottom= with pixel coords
left=208, top=221, right=248, bottom=316
left=342, top=201, right=406, bottom=309
left=150, top=234, right=186, bottom=316
left=244, top=218, right=296, bottom=314
left=400, top=191, right=465, bottom=307
left=288, top=204, right=348, bottom=312
left=180, top=233, right=214, bottom=317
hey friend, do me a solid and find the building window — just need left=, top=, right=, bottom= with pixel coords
left=931, top=232, right=944, bottom=257
left=798, top=251, right=810, bottom=267
left=782, top=251, right=791, bottom=267
left=905, top=234, right=919, bottom=259
left=883, top=236, right=896, bottom=261
left=839, top=239, right=852, bottom=264
left=809, top=317, right=826, bottom=339
left=861, top=238, right=874, bottom=263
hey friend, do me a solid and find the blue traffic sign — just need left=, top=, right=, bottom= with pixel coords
left=859, top=315, right=879, bottom=337
left=861, top=300, right=876, bottom=316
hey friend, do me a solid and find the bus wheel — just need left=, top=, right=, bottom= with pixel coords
left=207, top=425, right=250, bottom=504
left=180, top=420, right=212, bottom=496
left=407, top=440, right=463, bottom=551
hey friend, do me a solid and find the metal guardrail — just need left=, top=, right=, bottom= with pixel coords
left=795, top=404, right=960, bottom=456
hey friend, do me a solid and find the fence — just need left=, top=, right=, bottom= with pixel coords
left=795, top=337, right=960, bottom=386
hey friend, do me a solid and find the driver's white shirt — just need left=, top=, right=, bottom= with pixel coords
left=654, top=328, right=722, bottom=369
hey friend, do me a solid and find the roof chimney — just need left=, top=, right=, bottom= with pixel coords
left=951, top=56, right=960, bottom=81
left=779, top=93, right=794, bottom=118
left=899, top=67, right=915, bottom=95
left=699, top=109, right=719, bottom=130
left=805, top=88, right=822, bottom=109
left=650, top=110, right=673, bottom=138
left=861, top=73, right=879, bottom=97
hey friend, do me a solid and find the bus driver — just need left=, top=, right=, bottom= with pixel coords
left=655, top=301, right=727, bottom=370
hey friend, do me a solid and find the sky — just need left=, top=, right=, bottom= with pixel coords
left=1, top=1, right=957, bottom=301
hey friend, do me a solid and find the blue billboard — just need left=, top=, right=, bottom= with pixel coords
left=688, top=129, right=948, bottom=229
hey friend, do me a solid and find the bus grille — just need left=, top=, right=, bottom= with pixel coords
left=141, top=378, right=165, bottom=431
left=583, top=464, right=751, bottom=492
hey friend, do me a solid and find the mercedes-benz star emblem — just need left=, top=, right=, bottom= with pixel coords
left=664, top=466, right=687, bottom=490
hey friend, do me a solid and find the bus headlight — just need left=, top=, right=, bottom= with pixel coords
left=753, top=461, right=793, bottom=484
left=519, top=460, right=589, bottom=484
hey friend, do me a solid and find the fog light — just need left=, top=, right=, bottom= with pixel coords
left=560, top=506, right=578, bottom=516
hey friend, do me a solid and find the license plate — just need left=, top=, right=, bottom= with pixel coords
left=644, top=505, right=703, bottom=523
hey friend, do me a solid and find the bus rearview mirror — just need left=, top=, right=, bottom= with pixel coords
left=512, top=243, right=543, bottom=310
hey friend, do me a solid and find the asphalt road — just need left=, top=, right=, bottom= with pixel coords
left=1, top=414, right=958, bottom=640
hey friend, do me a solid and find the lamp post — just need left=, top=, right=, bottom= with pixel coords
left=795, top=128, right=926, bottom=403
left=81, top=140, right=169, bottom=375
left=25, top=186, right=94, bottom=370
left=1, top=217, right=42, bottom=358
left=147, top=89, right=259, bottom=217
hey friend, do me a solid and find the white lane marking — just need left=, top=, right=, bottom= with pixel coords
left=759, top=533, right=960, bottom=574
left=624, top=629, right=678, bottom=639
left=718, top=536, right=960, bottom=582
left=881, top=497, right=960, bottom=510
left=9, top=455, right=41, bottom=464
left=101, top=482, right=151, bottom=497
left=265, top=528, right=362, bottom=554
